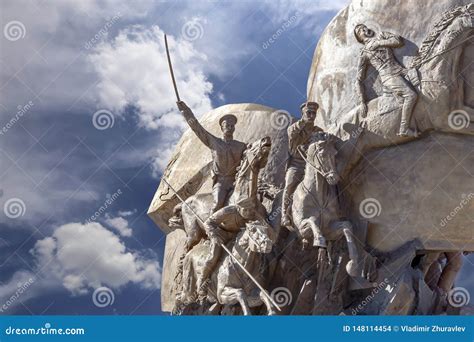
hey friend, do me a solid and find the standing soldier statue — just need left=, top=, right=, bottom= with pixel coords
left=177, top=101, right=247, bottom=213
left=354, top=24, right=418, bottom=137
left=281, top=101, right=322, bottom=228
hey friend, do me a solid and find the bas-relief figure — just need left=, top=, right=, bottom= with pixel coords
left=354, top=24, right=418, bottom=137
left=150, top=2, right=474, bottom=315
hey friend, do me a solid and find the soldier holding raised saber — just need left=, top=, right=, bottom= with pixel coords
left=163, top=35, right=281, bottom=312
left=164, top=34, right=246, bottom=214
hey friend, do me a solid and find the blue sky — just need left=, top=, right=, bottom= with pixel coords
left=0, top=0, right=349, bottom=314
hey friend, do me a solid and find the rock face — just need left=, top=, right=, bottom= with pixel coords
left=306, top=0, right=474, bottom=252
left=347, top=133, right=474, bottom=253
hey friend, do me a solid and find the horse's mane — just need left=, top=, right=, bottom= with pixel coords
left=411, top=4, right=473, bottom=68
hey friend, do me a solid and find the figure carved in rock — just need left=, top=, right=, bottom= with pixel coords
left=177, top=101, right=247, bottom=213
left=340, top=6, right=474, bottom=176
left=171, top=136, right=272, bottom=258
left=289, top=130, right=377, bottom=313
left=214, top=219, right=277, bottom=315
left=175, top=217, right=277, bottom=315
left=196, top=197, right=267, bottom=296
left=281, top=101, right=322, bottom=228
left=354, top=24, right=418, bottom=137
left=171, top=136, right=273, bottom=304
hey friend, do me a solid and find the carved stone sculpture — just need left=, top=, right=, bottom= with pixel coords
left=281, top=101, right=322, bottom=228
left=354, top=24, right=418, bottom=137
left=150, top=1, right=474, bottom=315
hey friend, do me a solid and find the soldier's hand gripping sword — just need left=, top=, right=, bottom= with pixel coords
left=160, top=177, right=282, bottom=312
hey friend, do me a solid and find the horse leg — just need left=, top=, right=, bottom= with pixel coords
left=300, top=216, right=327, bottom=248
left=331, top=221, right=377, bottom=281
left=438, top=251, right=463, bottom=293
left=197, top=241, right=222, bottom=296
left=419, top=252, right=441, bottom=276
left=219, top=287, right=252, bottom=315
left=259, top=291, right=276, bottom=316
left=236, top=290, right=252, bottom=316
left=175, top=219, right=204, bottom=287
left=341, top=223, right=359, bottom=277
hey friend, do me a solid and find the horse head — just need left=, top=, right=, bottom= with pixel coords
left=246, top=136, right=272, bottom=169
left=306, top=132, right=340, bottom=186
left=233, top=136, right=272, bottom=203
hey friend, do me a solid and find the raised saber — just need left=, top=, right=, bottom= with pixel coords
left=164, top=34, right=181, bottom=102
left=160, top=177, right=282, bottom=312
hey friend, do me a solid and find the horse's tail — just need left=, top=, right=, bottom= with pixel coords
left=410, top=4, right=473, bottom=69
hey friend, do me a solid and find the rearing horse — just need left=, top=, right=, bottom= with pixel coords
left=291, top=132, right=364, bottom=278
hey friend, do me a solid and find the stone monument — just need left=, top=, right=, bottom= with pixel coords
left=149, top=0, right=474, bottom=315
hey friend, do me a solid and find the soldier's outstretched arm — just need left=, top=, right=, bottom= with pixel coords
left=376, top=31, right=404, bottom=48
left=176, top=101, right=217, bottom=148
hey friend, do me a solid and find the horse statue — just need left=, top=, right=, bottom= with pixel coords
left=291, top=132, right=375, bottom=275
left=174, top=218, right=277, bottom=315
left=170, top=136, right=276, bottom=310
left=169, top=136, right=272, bottom=257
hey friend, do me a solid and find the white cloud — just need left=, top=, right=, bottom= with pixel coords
left=105, top=215, right=132, bottom=237
left=30, top=221, right=161, bottom=295
left=89, top=25, right=213, bottom=131
left=0, top=271, right=38, bottom=313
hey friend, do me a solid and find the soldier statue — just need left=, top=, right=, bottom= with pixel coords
left=281, top=101, right=322, bottom=228
left=354, top=24, right=418, bottom=137
left=196, top=197, right=265, bottom=296
left=177, top=101, right=247, bottom=213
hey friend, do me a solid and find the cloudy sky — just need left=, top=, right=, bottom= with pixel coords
left=0, top=0, right=352, bottom=314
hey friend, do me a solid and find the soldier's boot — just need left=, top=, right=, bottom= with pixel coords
left=397, top=116, right=418, bottom=137
left=397, top=121, right=417, bottom=137
left=281, top=205, right=294, bottom=230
